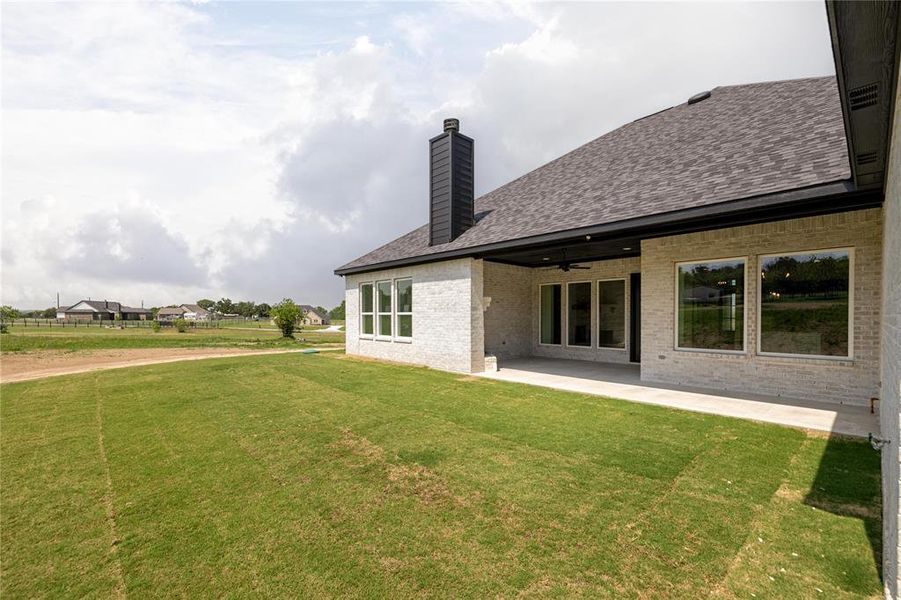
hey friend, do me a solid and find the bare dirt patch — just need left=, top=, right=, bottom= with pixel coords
left=0, top=348, right=310, bottom=383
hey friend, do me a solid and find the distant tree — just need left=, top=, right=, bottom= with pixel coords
left=151, top=307, right=160, bottom=318
left=270, top=299, right=302, bottom=338
left=214, top=297, right=235, bottom=314
left=41, top=307, right=57, bottom=319
left=0, top=306, right=20, bottom=323
left=329, top=300, right=346, bottom=321
left=315, top=306, right=328, bottom=318
left=197, top=299, right=216, bottom=310
left=255, top=303, right=271, bottom=318
left=236, top=301, right=256, bottom=318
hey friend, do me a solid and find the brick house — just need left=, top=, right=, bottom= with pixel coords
left=56, top=300, right=152, bottom=321
left=299, top=305, right=329, bottom=326
left=336, top=6, right=901, bottom=594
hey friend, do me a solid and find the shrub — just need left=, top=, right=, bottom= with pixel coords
left=151, top=320, right=162, bottom=333
left=174, top=318, right=189, bottom=333
left=270, top=299, right=301, bottom=338
left=0, top=323, right=8, bottom=334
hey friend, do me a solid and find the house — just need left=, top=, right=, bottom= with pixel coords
left=156, top=306, right=187, bottom=321
left=300, top=305, right=329, bottom=326
left=181, top=304, right=212, bottom=321
left=157, top=304, right=213, bottom=322
left=57, top=300, right=152, bottom=321
left=336, top=5, right=900, bottom=595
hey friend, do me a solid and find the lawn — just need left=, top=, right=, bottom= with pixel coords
left=0, top=354, right=881, bottom=598
left=0, top=325, right=344, bottom=352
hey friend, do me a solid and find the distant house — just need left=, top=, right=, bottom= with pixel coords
left=57, top=300, right=152, bottom=321
left=300, top=305, right=329, bottom=326
left=157, top=304, right=213, bottom=322
left=181, top=304, right=212, bottom=321
left=156, top=307, right=187, bottom=321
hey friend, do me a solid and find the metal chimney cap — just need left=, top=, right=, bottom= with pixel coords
left=443, top=118, right=460, bottom=133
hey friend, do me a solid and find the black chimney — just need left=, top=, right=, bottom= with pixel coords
left=429, top=118, right=474, bottom=245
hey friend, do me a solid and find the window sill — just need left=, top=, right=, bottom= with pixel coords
left=394, top=337, right=412, bottom=344
left=374, top=336, right=392, bottom=342
left=673, top=347, right=747, bottom=356
left=757, top=352, right=854, bottom=365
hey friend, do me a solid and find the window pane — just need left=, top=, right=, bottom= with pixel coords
left=397, top=314, right=412, bottom=338
left=396, top=279, right=412, bottom=313
left=377, top=281, right=392, bottom=313
left=598, top=280, right=626, bottom=349
left=540, top=285, right=562, bottom=345
left=379, top=315, right=392, bottom=337
left=760, top=250, right=850, bottom=356
left=568, top=282, right=591, bottom=347
left=362, top=314, right=373, bottom=335
left=677, top=259, right=745, bottom=351
left=361, top=284, right=373, bottom=313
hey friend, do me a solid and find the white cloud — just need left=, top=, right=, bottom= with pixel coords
left=2, top=1, right=834, bottom=309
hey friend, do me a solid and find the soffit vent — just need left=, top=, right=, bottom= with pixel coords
left=856, top=150, right=878, bottom=166
left=848, top=82, right=879, bottom=110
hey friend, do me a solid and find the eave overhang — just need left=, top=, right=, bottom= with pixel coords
left=335, top=180, right=881, bottom=276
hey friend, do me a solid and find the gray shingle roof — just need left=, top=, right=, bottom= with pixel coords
left=62, top=300, right=150, bottom=314
left=337, top=77, right=850, bottom=273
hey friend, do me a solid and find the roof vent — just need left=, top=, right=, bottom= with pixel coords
left=849, top=82, right=879, bottom=110
left=687, top=90, right=711, bottom=105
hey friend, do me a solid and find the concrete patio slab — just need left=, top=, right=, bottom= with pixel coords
left=476, top=358, right=879, bottom=438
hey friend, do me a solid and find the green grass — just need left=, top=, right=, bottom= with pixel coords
left=1, top=354, right=881, bottom=598
left=0, top=325, right=344, bottom=353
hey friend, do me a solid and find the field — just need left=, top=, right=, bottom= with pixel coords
left=0, top=353, right=882, bottom=598
left=0, top=324, right=344, bottom=353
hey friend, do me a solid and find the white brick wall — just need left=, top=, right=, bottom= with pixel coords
left=344, top=258, right=485, bottom=373
left=641, top=208, right=883, bottom=407
left=880, top=74, right=901, bottom=600
left=483, top=262, right=532, bottom=359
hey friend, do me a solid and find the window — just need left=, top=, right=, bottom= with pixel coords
left=539, top=284, right=562, bottom=345
left=598, top=279, right=626, bottom=349
left=676, top=258, right=745, bottom=352
left=395, top=278, right=412, bottom=339
left=759, top=248, right=851, bottom=358
left=376, top=280, right=392, bottom=338
left=360, top=283, right=374, bottom=336
left=567, top=282, right=592, bottom=347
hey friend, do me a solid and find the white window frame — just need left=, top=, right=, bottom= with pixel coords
left=375, top=280, right=393, bottom=341
left=538, top=282, right=563, bottom=347
left=597, top=278, right=627, bottom=351
left=674, top=256, right=748, bottom=355
left=756, top=247, right=854, bottom=361
left=565, top=280, right=593, bottom=348
left=394, top=277, right=413, bottom=343
left=359, top=282, right=374, bottom=339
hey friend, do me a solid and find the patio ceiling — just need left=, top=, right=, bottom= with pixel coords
left=482, top=234, right=641, bottom=268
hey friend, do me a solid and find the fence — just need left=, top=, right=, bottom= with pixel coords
left=6, top=318, right=223, bottom=329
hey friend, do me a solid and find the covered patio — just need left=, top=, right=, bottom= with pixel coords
left=475, top=357, right=879, bottom=438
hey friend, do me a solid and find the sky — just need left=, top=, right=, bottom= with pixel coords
left=1, top=1, right=836, bottom=310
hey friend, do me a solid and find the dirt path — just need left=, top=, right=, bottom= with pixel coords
left=1, top=347, right=337, bottom=384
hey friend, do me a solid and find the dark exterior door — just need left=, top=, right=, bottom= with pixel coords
left=630, top=273, right=641, bottom=363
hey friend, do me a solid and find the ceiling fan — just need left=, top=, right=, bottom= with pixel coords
left=541, top=249, right=590, bottom=272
